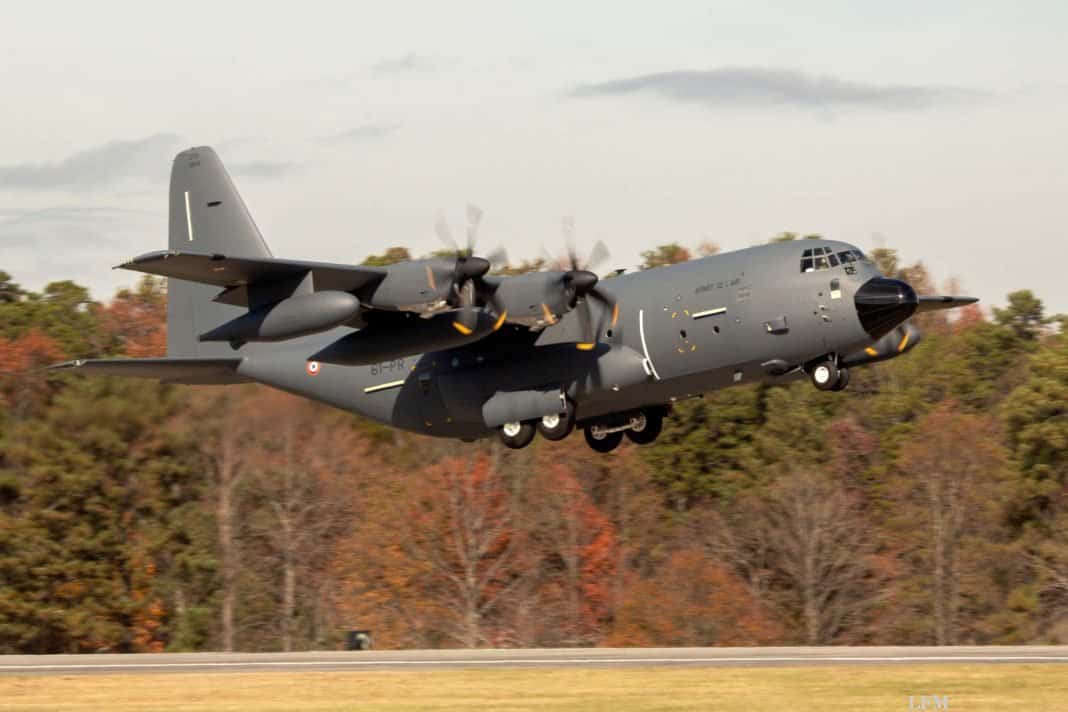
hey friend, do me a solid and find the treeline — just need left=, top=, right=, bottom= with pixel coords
left=0, top=242, right=1066, bottom=653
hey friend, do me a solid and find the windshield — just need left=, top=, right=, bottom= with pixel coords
left=801, top=247, right=870, bottom=273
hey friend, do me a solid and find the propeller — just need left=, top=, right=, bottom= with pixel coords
left=434, top=205, right=508, bottom=335
left=545, top=217, right=619, bottom=350
left=841, top=321, right=923, bottom=368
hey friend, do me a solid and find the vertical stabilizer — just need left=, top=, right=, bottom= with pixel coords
left=167, top=147, right=272, bottom=357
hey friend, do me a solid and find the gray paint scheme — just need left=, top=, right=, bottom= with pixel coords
left=55, top=146, right=976, bottom=443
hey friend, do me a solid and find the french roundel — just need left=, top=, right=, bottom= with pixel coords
left=305, top=361, right=321, bottom=376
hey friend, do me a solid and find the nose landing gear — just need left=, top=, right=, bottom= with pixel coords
left=810, top=357, right=850, bottom=392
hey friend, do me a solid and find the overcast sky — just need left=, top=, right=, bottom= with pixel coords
left=2, top=1, right=1066, bottom=313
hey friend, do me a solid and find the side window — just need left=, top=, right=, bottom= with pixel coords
left=801, top=258, right=814, bottom=273
left=830, top=278, right=842, bottom=299
left=815, top=255, right=830, bottom=270
left=828, top=253, right=839, bottom=267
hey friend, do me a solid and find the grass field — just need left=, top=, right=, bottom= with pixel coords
left=3, top=664, right=1068, bottom=712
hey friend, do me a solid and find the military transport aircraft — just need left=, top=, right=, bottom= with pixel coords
left=54, top=147, right=977, bottom=452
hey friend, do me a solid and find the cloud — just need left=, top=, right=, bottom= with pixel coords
left=228, top=161, right=298, bottom=179
left=568, top=67, right=990, bottom=112
left=370, top=52, right=437, bottom=75
left=320, top=123, right=401, bottom=144
left=0, top=133, right=184, bottom=190
left=0, top=205, right=159, bottom=248
left=0, top=203, right=162, bottom=293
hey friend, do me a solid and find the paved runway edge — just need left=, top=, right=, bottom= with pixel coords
left=3, top=646, right=1068, bottom=675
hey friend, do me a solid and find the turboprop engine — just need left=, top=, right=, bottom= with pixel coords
left=199, top=291, right=362, bottom=345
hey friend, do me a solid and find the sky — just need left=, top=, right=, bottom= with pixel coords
left=2, top=1, right=1067, bottom=313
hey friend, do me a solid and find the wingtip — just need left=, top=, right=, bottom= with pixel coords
left=47, top=359, right=84, bottom=371
left=114, top=250, right=177, bottom=270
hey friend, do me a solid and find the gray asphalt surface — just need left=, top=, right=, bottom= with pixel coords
left=3, top=646, right=1068, bottom=675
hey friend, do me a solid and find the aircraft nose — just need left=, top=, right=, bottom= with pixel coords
left=854, top=277, right=919, bottom=339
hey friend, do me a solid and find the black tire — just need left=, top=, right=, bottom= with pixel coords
left=584, top=427, right=624, bottom=453
left=537, top=403, right=575, bottom=441
left=830, top=367, right=851, bottom=392
left=499, top=421, right=536, bottom=449
left=811, top=359, right=840, bottom=391
left=625, top=410, right=663, bottom=445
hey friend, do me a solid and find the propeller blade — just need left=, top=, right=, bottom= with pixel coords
left=561, top=216, right=580, bottom=271
left=435, top=214, right=458, bottom=251
left=485, top=245, right=509, bottom=267
left=586, top=240, right=610, bottom=273
left=561, top=215, right=576, bottom=244
left=589, top=284, right=619, bottom=334
left=539, top=245, right=560, bottom=270
left=474, top=278, right=508, bottom=331
left=465, top=204, right=483, bottom=255
left=576, top=301, right=596, bottom=350
left=452, top=280, right=479, bottom=335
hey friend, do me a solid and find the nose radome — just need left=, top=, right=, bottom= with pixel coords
left=854, top=277, right=919, bottom=339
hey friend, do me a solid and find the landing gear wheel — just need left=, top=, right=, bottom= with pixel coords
left=830, top=367, right=850, bottom=392
left=499, top=421, right=536, bottom=449
left=625, top=410, right=663, bottom=445
left=584, top=426, right=624, bottom=453
left=537, top=403, right=575, bottom=441
left=811, top=359, right=840, bottom=391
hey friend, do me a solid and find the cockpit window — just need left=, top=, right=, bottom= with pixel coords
left=801, top=246, right=870, bottom=273
left=801, top=246, right=832, bottom=272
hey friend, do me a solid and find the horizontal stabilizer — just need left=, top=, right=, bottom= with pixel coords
left=118, top=251, right=385, bottom=305
left=916, top=295, right=979, bottom=313
left=50, top=357, right=250, bottom=385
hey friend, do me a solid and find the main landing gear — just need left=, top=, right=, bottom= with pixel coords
left=498, top=402, right=576, bottom=449
left=809, top=357, right=850, bottom=392
left=536, top=401, right=575, bottom=441
left=583, top=408, right=665, bottom=453
left=497, top=404, right=666, bottom=453
left=499, top=421, right=536, bottom=449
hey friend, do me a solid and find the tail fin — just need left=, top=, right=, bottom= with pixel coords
left=167, top=147, right=271, bottom=357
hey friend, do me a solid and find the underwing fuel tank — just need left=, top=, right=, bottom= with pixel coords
left=310, top=312, right=497, bottom=366
left=200, top=291, right=361, bottom=344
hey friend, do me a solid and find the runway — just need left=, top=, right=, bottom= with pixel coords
left=3, top=646, right=1068, bottom=675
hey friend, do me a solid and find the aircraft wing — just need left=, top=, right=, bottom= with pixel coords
left=50, top=357, right=251, bottom=385
left=118, top=251, right=386, bottom=305
left=915, top=295, right=979, bottom=313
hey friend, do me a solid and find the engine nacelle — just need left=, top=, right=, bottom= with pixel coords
left=309, top=311, right=497, bottom=366
left=361, top=259, right=455, bottom=314
left=200, top=291, right=361, bottom=344
left=493, top=271, right=574, bottom=327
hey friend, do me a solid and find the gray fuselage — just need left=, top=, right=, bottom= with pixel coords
left=234, top=239, right=881, bottom=439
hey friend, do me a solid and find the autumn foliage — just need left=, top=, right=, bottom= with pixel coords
left=1, top=257, right=1068, bottom=653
